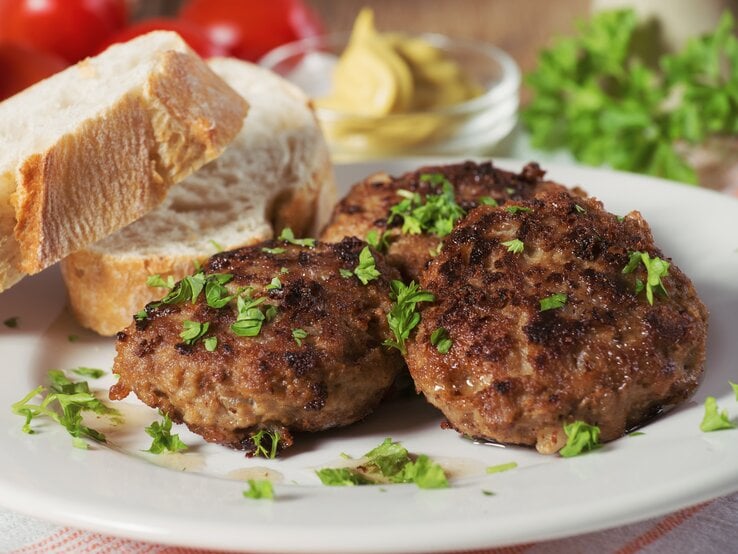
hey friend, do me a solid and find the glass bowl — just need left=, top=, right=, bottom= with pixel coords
left=259, top=32, right=520, bottom=162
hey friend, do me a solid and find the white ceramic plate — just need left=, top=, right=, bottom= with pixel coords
left=1, top=159, right=737, bottom=553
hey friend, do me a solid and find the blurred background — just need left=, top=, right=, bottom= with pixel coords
left=1, top=0, right=736, bottom=189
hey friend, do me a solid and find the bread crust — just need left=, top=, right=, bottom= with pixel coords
left=1, top=36, right=248, bottom=289
left=61, top=58, right=335, bottom=336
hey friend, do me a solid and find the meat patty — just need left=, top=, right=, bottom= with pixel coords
left=111, top=237, right=404, bottom=455
left=405, top=189, right=708, bottom=454
left=320, top=161, right=573, bottom=281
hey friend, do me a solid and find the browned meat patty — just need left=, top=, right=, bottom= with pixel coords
left=320, top=161, right=573, bottom=281
left=405, top=189, right=708, bottom=454
left=110, top=237, right=404, bottom=456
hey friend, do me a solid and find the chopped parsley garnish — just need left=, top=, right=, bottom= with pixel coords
left=316, top=468, right=372, bottom=486
left=292, top=328, right=308, bottom=346
left=203, top=336, right=218, bottom=352
left=11, top=370, right=121, bottom=448
left=243, top=479, right=274, bottom=500
left=204, top=273, right=235, bottom=308
left=699, top=396, right=735, bottom=432
left=262, top=247, right=286, bottom=255
left=265, top=305, right=278, bottom=322
left=145, top=411, right=187, bottom=454
left=486, top=461, right=518, bottom=474
left=731, top=381, right=738, bottom=401
left=478, top=196, right=498, bottom=206
left=278, top=227, right=315, bottom=247
left=249, top=429, right=282, bottom=459
left=209, top=239, right=224, bottom=252
left=628, top=431, right=646, bottom=437
left=366, top=229, right=390, bottom=252
left=559, top=421, right=601, bottom=457
left=387, top=174, right=465, bottom=238
left=505, top=205, right=532, bottom=214
left=539, top=293, right=567, bottom=311
left=280, top=267, right=289, bottom=274
left=3, top=316, right=19, bottom=328
left=501, top=238, right=524, bottom=254
left=384, top=280, right=435, bottom=354
left=428, top=242, right=443, bottom=258
left=265, top=277, right=282, bottom=291
left=230, top=295, right=267, bottom=337
left=315, top=438, right=448, bottom=489
left=354, top=246, right=381, bottom=285
left=430, top=327, right=452, bottom=354
left=179, top=320, right=210, bottom=345
left=575, top=204, right=586, bottom=214
left=482, top=490, right=495, bottom=496
left=67, top=334, right=79, bottom=343
left=339, top=268, right=353, bottom=279
left=146, top=274, right=175, bottom=289
left=71, top=367, right=105, bottom=379
left=622, top=251, right=670, bottom=305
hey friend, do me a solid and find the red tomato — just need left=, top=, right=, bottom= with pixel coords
left=97, top=18, right=228, bottom=59
left=179, top=0, right=324, bottom=61
left=0, top=0, right=127, bottom=63
left=0, top=43, right=68, bottom=101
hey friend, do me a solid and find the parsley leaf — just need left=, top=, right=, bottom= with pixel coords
left=248, top=429, right=282, bottom=458
left=354, top=246, right=381, bottom=285
left=387, top=174, right=465, bottom=238
left=731, top=382, right=738, bottom=401
left=539, top=293, right=567, bottom=311
left=486, top=461, right=518, bottom=474
left=230, top=295, right=267, bottom=337
left=292, top=328, right=308, bottom=346
left=523, top=9, right=738, bottom=184
left=203, top=336, right=218, bottom=352
left=145, top=411, right=187, bottom=454
left=262, top=247, right=286, bottom=255
left=622, top=251, right=670, bottom=304
left=71, top=367, right=105, bottom=379
left=430, top=327, right=452, bottom=354
left=278, top=227, right=315, bottom=247
left=339, top=268, right=353, bottom=279
left=316, top=468, right=372, bottom=486
left=699, top=396, right=736, bottom=432
left=366, top=229, right=390, bottom=252
left=505, top=205, right=532, bottom=215
left=315, top=438, right=448, bottom=489
left=265, top=277, right=282, bottom=291
left=146, top=274, right=175, bottom=290
left=559, top=421, right=601, bottom=457
left=478, top=196, right=498, bottom=206
left=384, top=280, right=435, bottom=354
left=11, top=371, right=121, bottom=447
left=243, top=479, right=274, bottom=500
left=180, top=320, right=210, bottom=345
left=501, top=238, right=524, bottom=254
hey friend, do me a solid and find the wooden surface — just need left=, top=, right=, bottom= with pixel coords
left=308, top=0, right=589, bottom=76
left=138, top=0, right=590, bottom=77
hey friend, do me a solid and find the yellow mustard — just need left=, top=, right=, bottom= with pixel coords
left=316, top=8, right=482, bottom=155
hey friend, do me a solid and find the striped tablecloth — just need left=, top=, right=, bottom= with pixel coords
left=3, top=492, right=738, bottom=554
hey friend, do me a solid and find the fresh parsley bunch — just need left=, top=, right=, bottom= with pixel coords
left=523, top=9, right=738, bottom=184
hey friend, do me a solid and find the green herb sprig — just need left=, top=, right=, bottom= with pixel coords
left=145, top=411, right=188, bottom=454
left=315, top=438, right=448, bottom=489
left=523, top=9, right=738, bottom=184
left=384, top=281, right=435, bottom=354
left=11, top=370, right=121, bottom=448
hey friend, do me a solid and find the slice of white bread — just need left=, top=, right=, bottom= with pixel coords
left=61, top=57, right=336, bottom=335
left=0, top=31, right=248, bottom=292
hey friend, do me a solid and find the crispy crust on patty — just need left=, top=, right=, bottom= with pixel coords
left=406, top=189, right=708, bottom=453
